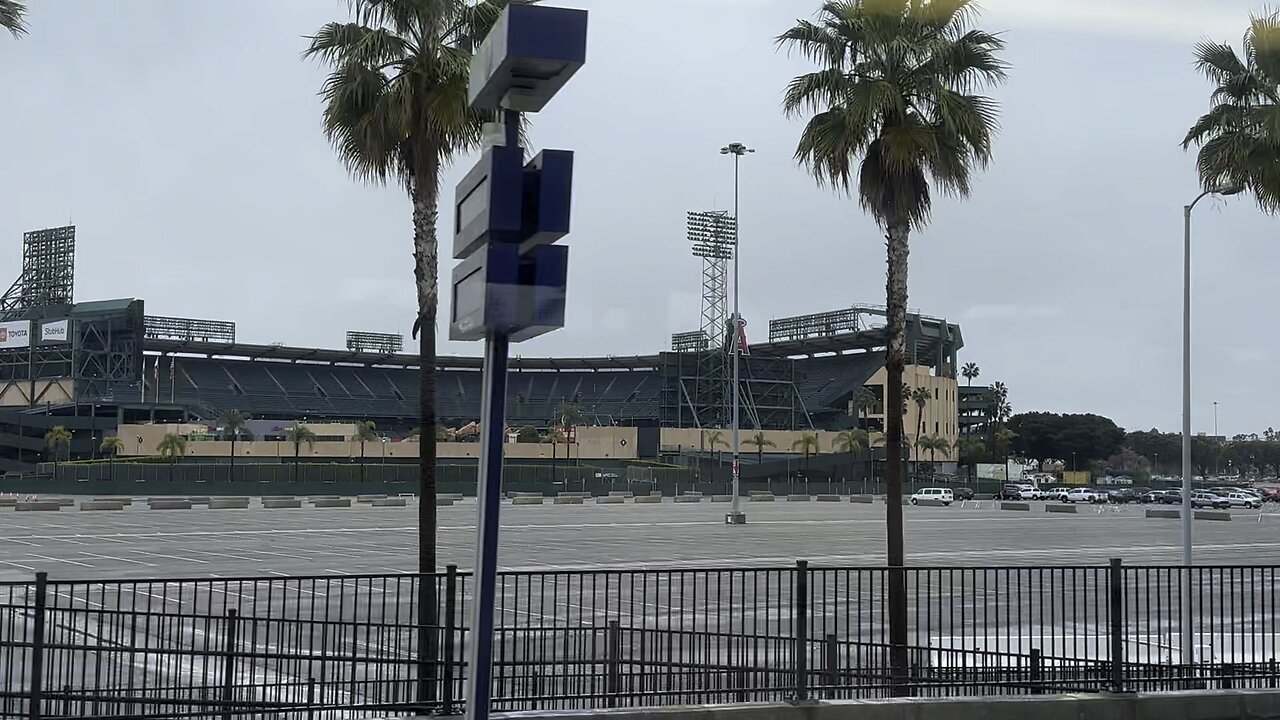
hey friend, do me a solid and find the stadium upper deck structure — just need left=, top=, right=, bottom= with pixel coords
left=0, top=226, right=965, bottom=465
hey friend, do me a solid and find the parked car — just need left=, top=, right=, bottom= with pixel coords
left=1191, top=491, right=1230, bottom=509
left=994, top=485, right=1024, bottom=500
left=910, top=488, right=954, bottom=506
left=954, top=487, right=975, bottom=501
left=1066, top=488, right=1105, bottom=504
left=1017, top=485, right=1043, bottom=501
left=1107, top=488, right=1138, bottom=504
left=1140, top=490, right=1174, bottom=504
left=1224, top=492, right=1262, bottom=509
left=1045, top=487, right=1072, bottom=502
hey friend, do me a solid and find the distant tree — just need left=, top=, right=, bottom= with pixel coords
left=44, top=425, right=71, bottom=476
left=917, top=435, right=950, bottom=471
left=1183, top=11, right=1280, bottom=215
left=792, top=432, right=820, bottom=473
left=702, top=430, right=727, bottom=452
left=354, top=420, right=379, bottom=481
left=156, top=433, right=187, bottom=483
left=1008, top=412, right=1124, bottom=466
left=285, top=425, right=318, bottom=482
left=220, top=410, right=249, bottom=481
left=99, top=436, right=125, bottom=482
left=833, top=429, right=869, bottom=482
left=1, top=0, right=26, bottom=38
left=852, top=388, right=877, bottom=429
left=516, top=426, right=540, bottom=443
left=954, top=436, right=988, bottom=482
left=743, top=431, right=776, bottom=465
left=961, top=362, right=980, bottom=386
left=555, top=401, right=584, bottom=428
left=546, top=427, right=566, bottom=483
left=910, top=386, right=932, bottom=472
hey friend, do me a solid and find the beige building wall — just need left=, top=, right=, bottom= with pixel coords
left=863, top=365, right=958, bottom=462
left=0, top=379, right=74, bottom=407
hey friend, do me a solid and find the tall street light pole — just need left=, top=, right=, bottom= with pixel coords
left=1181, top=182, right=1241, bottom=667
left=722, top=142, right=753, bottom=525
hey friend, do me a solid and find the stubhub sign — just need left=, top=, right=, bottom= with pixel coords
left=41, top=319, right=70, bottom=344
left=0, top=320, right=31, bottom=349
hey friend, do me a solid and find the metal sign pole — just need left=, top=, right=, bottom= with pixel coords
left=464, top=329, right=510, bottom=720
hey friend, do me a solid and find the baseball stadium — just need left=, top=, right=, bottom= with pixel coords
left=0, top=224, right=977, bottom=486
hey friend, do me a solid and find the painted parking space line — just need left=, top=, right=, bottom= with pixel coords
left=77, top=552, right=155, bottom=567
left=130, top=550, right=208, bottom=565
left=27, top=554, right=92, bottom=568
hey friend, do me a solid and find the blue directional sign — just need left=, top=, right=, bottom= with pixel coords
left=449, top=242, right=568, bottom=342
left=509, top=244, right=568, bottom=342
left=469, top=5, right=589, bottom=113
left=520, top=150, right=574, bottom=253
left=453, top=145, right=525, bottom=260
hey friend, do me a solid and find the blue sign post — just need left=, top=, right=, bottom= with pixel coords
left=452, top=7, right=587, bottom=720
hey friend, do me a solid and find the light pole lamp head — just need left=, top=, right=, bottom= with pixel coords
left=1212, top=181, right=1246, bottom=196
left=721, top=142, right=754, bottom=156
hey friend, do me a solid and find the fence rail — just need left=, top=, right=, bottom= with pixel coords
left=2, top=561, right=1279, bottom=718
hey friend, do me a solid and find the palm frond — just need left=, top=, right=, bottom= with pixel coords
left=0, top=0, right=27, bottom=38
left=1193, top=40, right=1248, bottom=84
left=304, top=22, right=411, bottom=67
left=776, top=19, right=849, bottom=68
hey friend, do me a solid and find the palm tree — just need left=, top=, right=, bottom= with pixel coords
left=743, top=431, right=776, bottom=465
left=306, top=5, right=514, bottom=665
left=702, top=429, right=727, bottom=452
left=792, top=432, right=820, bottom=472
left=220, top=409, right=248, bottom=481
left=918, top=435, right=950, bottom=474
left=834, top=429, right=869, bottom=489
left=1183, top=12, right=1280, bottom=214
left=547, top=427, right=566, bottom=483
left=354, top=420, right=379, bottom=481
left=556, top=401, right=584, bottom=429
left=961, top=362, right=980, bottom=386
left=1, top=0, right=26, bottom=38
left=156, top=433, right=187, bottom=483
left=285, top=425, right=317, bottom=482
left=100, top=436, right=125, bottom=483
left=852, top=388, right=877, bottom=429
left=779, top=0, right=1007, bottom=691
left=44, top=425, right=72, bottom=477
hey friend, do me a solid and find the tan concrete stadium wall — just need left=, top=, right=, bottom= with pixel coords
left=0, top=378, right=74, bottom=407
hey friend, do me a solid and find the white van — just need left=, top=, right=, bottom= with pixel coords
left=910, top=488, right=954, bottom=506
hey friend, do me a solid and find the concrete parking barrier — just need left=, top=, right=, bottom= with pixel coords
left=1146, top=509, right=1181, bottom=519
left=263, top=498, right=303, bottom=509
left=559, top=492, right=592, bottom=498
left=674, top=495, right=702, bottom=503
left=513, top=497, right=544, bottom=505
left=608, top=491, right=634, bottom=498
left=999, top=502, right=1031, bottom=512
left=850, top=495, right=874, bottom=504
left=1045, top=504, right=1078, bottom=514
left=711, top=495, right=732, bottom=502
left=371, top=497, right=408, bottom=507
left=356, top=494, right=388, bottom=503
left=554, top=496, right=585, bottom=505
left=311, top=498, right=352, bottom=508
left=436, top=498, right=455, bottom=507
left=149, top=499, right=193, bottom=510
left=787, top=494, right=812, bottom=502
left=510, top=491, right=543, bottom=499
left=914, top=498, right=949, bottom=507
left=634, top=495, right=662, bottom=503
left=816, top=495, right=841, bottom=502
left=209, top=498, right=251, bottom=510
left=0, top=497, right=16, bottom=507
left=750, top=494, right=776, bottom=502
left=79, top=500, right=126, bottom=511
left=595, top=496, right=625, bottom=504
left=262, top=495, right=296, bottom=502
left=94, top=497, right=133, bottom=506
left=439, top=493, right=463, bottom=501
left=1195, top=510, right=1232, bottom=522
left=650, top=491, right=664, bottom=497
left=186, top=497, right=211, bottom=505
left=15, top=501, right=61, bottom=511
left=48, top=498, right=75, bottom=507
left=308, top=495, right=342, bottom=502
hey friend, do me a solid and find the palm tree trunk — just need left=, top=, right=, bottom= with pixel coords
left=360, top=441, right=366, bottom=483
left=411, top=153, right=441, bottom=704
left=230, top=435, right=236, bottom=483
left=883, top=221, right=910, bottom=694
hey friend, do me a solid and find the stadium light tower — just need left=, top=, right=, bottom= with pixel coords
left=721, top=142, right=753, bottom=525
left=1181, top=181, right=1242, bottom=667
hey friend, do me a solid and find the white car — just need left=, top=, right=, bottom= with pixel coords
left=1017, top=485, right=1043, bottom=501
left=910, top=488, right=954, bottom=506
left=1066, top=488, right=1105, bottom=504
left=1046, top=487, right=1072, bottom=502
left=1225, top=492, right=1262, bottom=509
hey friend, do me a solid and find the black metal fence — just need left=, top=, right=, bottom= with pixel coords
left=3, top=561, right=1279, bottom=718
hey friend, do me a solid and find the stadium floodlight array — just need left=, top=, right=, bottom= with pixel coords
left=687, top=211, right=736, bottom=259
left=144, top=315, right=236, bottom=344
left=768, top=308, right=862, bottom=343
left=670, top=330, right=709, bottom=353
left=346, top=331, right=405, bottom=355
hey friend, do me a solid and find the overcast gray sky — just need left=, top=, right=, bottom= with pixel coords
left=1, top=0, right=1275, bottom=437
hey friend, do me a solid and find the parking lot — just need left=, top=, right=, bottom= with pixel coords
left=1, top=496, right=1278, bottom=581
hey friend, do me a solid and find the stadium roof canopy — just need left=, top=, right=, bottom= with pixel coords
left=144, top=314, right=962, bottom=372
